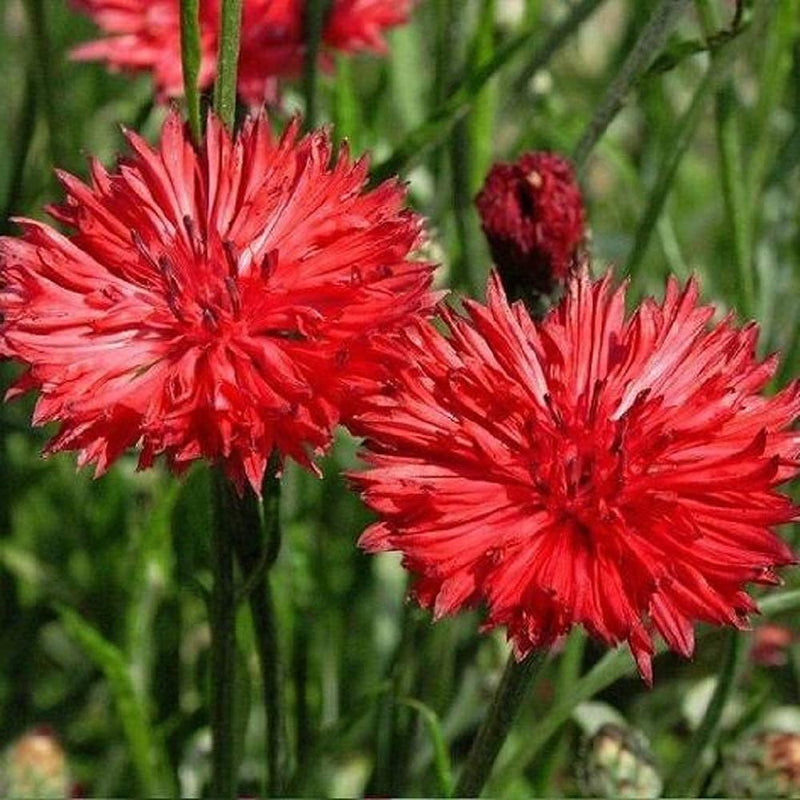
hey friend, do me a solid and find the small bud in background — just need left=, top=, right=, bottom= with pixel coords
left=3, top=727, right=70, bottom=799
left=723, top=730, right=800, bottom=798
left=579, top=723, right=663, bottom=799
left=750, top=624, right=795, bottom=667
left=475, top=152, right=585, bottom=302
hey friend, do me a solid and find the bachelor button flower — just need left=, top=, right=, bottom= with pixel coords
left=70, top=0, right=414, bottom=106
left=0, top=112, right=435, bottom=493
left=349, top=268, right=799, bottom=683
left=475, top=152, right=585, bottom=298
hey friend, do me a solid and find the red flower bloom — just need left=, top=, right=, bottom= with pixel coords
left=70, top=0, right=414, bottom=105
left=475, top=152, right=585, bottom=296
left=349, top=269, right=799, bottom=683
left=0, top=112, right=434, bottom=492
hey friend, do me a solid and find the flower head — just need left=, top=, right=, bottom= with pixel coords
left=349, top=269, right=799, bottom=682
left=475, top=152, right=585, bottom=297
left=0, top=112, right=435, bottom=492
left=70, top=0, right=414, bottom=105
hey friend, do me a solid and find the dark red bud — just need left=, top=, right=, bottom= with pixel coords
left=476, top=152, right=585, bottom=298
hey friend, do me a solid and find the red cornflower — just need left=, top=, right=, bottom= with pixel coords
left=70, top=0, right=413, bottom=105
left=0, top=112, right=434, bottom=492
left=349, top=269, right=799, bottom=683
left=475, top=152, right=585, bottom=296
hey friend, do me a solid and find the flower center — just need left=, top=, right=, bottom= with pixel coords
left=132, top=220, right=246, bottom=341
left=531, top=419, right=628, bottom=528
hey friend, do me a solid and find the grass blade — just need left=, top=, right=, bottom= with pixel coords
left=372, top=2, right=600, bottom=183
left=665, top=631, right=747, bottom=797
left=399, top=698, right=454, bottom=797
left=59, top=607, right=172, bottom=796
left=624, top=38, right=739, bottom=276
left=572, top=0, right=693, bottom=170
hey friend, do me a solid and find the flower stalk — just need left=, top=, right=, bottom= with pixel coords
left=180, top=0, right=202, bottom=142
left=214, top=0, right=243, bottom=130
left=210, top=470, right=238, bottom=798
left=231, top=463, right=285, bottom=795
left=453, top=652, right=546, bottom=797
left=303, top=0, right=332, bottom=130
left=572, top=0, right=692, bottom=170
left=666, top=630, right=748, bottom=797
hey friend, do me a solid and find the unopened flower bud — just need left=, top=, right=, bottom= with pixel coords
left=750, top=624, right=795, bottom=667
left=475, top=152, right=585, bottom=300
left=579, top=723, right=662, bottom=799
left=723, top=730, right=800, bottom=798
left=3, top=727, right=70, bottom=798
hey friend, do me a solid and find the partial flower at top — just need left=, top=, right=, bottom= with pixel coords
left=349, top=268, right=799, bottom=683
left=476, top=152, right=585, bottom=298
left=70, top=0, right=414, bottom=105
left=0, top=112, right=435, bottom=492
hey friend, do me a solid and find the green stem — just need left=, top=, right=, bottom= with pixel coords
left=24, top=0, right=67, bottom=169
left=453, top=652, right=546, bottom=797
left=495, top=586, right=800, bottom=789
left=303, top=0, right=331, bottom=130
left=539, top=631, right=586, bottom=794
left=623, top=37, right=739, bottom=275
left=572, top=0, right=692, bottom=171
left=760, top=588, right=800, bottom=616
left=697, top=0, right=754, bottom=314
left=180, top=0, right=202, bottom=143
left=213, top=0, right=243, bottom=130
left=210, top=471, right=238, bottom=798
left=1, top=63, right=36, bottom=233
left=715, top=83, right=754, bottom=314
left=372, top=0, right=600, bottom=184
left=231, top=466, right=284, bottom=796
left=666, top=631, right=747, bottom=796
left=511, top=0, right=606, bottom=97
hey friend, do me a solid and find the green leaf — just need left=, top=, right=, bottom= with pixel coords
left=666, top=632, right=747, bottom=797
left=372, top=3, right=597, bottom=183
left=399, top=697, right=454, bottom=797
left=58, top=606, right=174, bottom=796
left=624, top=38, right=740, bottom=276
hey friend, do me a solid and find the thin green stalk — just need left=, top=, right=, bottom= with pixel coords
left=180, top=0, right=202, bottom=142
left=453, top=652, right=546, bottom=798
left=210, top=471, right=238, bottom=798
left=539, top=631, right=586, bottom=794
left=468, top=0, right=498, bottom=193
left=231, top=466, right=285, bottom=796
left=399, top=698, right=454, bottom=796
left=372, top=0, right=600, bottom=184
left=213, top=0, right=243, bottom=130
left=1, top=65, right=36, bottom=233
left=511, top=0, right=606, bottom=97
left=666, top=631, right=747, bottom=797
left=715, top=83, right=754, bottom=314
left=493, top=648, right=630, bottom=789
left=303, top=0, right=331, bottom=130
left=696, top=0, right=754, bottom=314
left=24, top=0, right=68, bottom=169
left=624, top=38, right=739, bottom=275
left=760, top=588, right=800, bottom=616
left=572, top=0, right=692, bottom=171
left=493, top=587, right=800, bottom=791
left=747, top=0, right=799, bottom=214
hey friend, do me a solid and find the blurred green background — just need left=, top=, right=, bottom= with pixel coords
left=0, top=0, right=798, bottom=796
